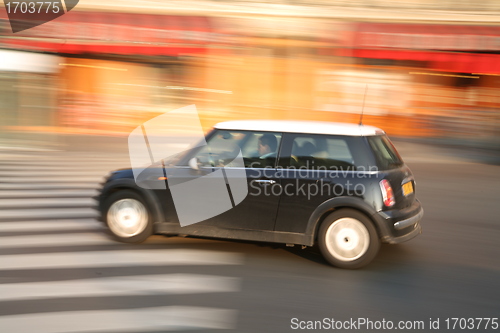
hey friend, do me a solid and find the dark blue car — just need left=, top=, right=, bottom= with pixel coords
left=97, top=120, right=423, bottom=269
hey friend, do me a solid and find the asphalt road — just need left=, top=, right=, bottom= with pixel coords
left=0, top=147, right=499, bottom=332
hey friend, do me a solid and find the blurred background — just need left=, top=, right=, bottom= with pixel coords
left=0, top=3, right=499, bottom=332
left=0, top=0, right=499, bottom=154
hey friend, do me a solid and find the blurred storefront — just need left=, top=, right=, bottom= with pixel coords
left=201, top=16, right=341, bottom=124
left=0, top=49, right=60, bottom=147
left=331, top=22, right=500, bottom=139
left=1, top=6, right=499, bottom=148
left=0, top=9, right=236, bottom=145
left=194, top=19, right=500, bottom=141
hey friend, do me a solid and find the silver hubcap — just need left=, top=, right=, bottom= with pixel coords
left=325, top=218, right=370, bottom=262
left=107, top=198, right=148, bottom=238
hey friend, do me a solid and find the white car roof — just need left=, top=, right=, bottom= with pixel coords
left=214, top=120, right=384, bottom=136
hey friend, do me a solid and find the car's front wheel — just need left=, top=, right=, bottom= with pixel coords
left=103, top=190, right=153, bottom=243
left=318, top=209, right=380, bottom=269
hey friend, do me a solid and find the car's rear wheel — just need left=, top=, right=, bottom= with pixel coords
left=318, top=209, right=380, bottom=269
left=103, top=190, right=153, bottom=243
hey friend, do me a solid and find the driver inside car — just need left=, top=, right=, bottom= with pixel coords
left=258, top=133, right=278, bottom=159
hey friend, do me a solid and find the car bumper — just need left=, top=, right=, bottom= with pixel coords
left=394, top=208, right=424, bottom=230
left=382, top=220, right=422, bottom=244
left=374, top=200, right=424, bottom=244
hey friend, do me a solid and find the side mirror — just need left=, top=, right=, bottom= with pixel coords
left=188, top=157, right=199, bottom=170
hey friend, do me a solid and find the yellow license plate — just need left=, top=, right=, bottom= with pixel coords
left=402, top=182, right=414, bottom=196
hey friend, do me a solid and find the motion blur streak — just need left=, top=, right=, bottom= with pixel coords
left=0, top=1, right=498, bottom=153
left=0, top=1, right=499, bottom=333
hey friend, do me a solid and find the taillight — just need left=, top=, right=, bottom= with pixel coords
left=380, top=179, right=395, bottom=207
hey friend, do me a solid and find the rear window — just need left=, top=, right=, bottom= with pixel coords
left=367, top=135, right=404, bottom=170
left=279, top=134, right=373, bottom=170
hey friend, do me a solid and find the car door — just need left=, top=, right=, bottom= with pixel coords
left=274, top=133, right=370, bottom=234
left=164, top=129, right=283, bottom=231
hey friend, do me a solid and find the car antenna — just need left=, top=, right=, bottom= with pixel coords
left=359, top=84, right=368, bottom=125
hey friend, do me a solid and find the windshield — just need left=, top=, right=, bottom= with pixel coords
left=367, top=135, right=404, bottom=170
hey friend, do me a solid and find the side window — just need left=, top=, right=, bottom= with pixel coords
left=281, top=134, right=358, bottom=170
left=194, top=130, right=282, bottom=168
left=240, top=132, right=282, bottom=168
left=367, top=135, right=403, bottom=170
left=290, top=136, right=317, bottom=168
left=195, top=130, right=246, bottom=167
left=314, top=138, right=356, bottom=170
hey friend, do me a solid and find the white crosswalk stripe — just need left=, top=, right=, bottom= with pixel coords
left=0, top=176, right=104, bottom=182
left=0, top=150, right=243, bottom=332
left=0, top=274, right=240, bottom=301
left=0, top=233, right=113, bottom=248
left=0, top=207, right=99, bottom=221
left=0, top=183, right=100, bottom=190
left=0, top=249, right=244, bottom=270
left=0, top=198, right=95, bottom=208
left=0, top=306, right=237, bottom=332
left=0, top=219, right=103, bottom=232
left=0, top=190, right=98, bottom=199
left=0, top=244, right=243, bottom=331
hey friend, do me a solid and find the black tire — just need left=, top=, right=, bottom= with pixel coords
left=318, top=209, right=380, bottom=269
left=103, top=190, right=153, bottom=243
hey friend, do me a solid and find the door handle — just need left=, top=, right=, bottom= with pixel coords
left=254, top=179, right=276, bottom=184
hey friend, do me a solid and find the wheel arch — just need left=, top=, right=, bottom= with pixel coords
left=305, top=197, right=389, bottom=246
left=98, top=179, right=165, bottom=224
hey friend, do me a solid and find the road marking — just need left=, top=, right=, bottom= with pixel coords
left=0, top=231, right=215, bottom=247
left=0, top=306, right=237, bottom=332
left=0, top=220, right=103, bottom=232
left=0, top=208, right=98, bottom=220
left=0, top=170, right=109, bottom=177
left=0, top=233, right=114, bottom=248
left=0, top=176, right=103, bottom=183
left=0, top=198, right=95, bottom=209
left=0, top=165, right=120, bottom=171
left=0, top=183, right=99, bottom=190
left=0, top=249, right=244, bottom=270
left=0, top=190, right=98, bottom=198
left=0, top=274, right=240, bottom=301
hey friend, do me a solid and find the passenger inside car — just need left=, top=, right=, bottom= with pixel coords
left=296, top=141, right=317, bottom=168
